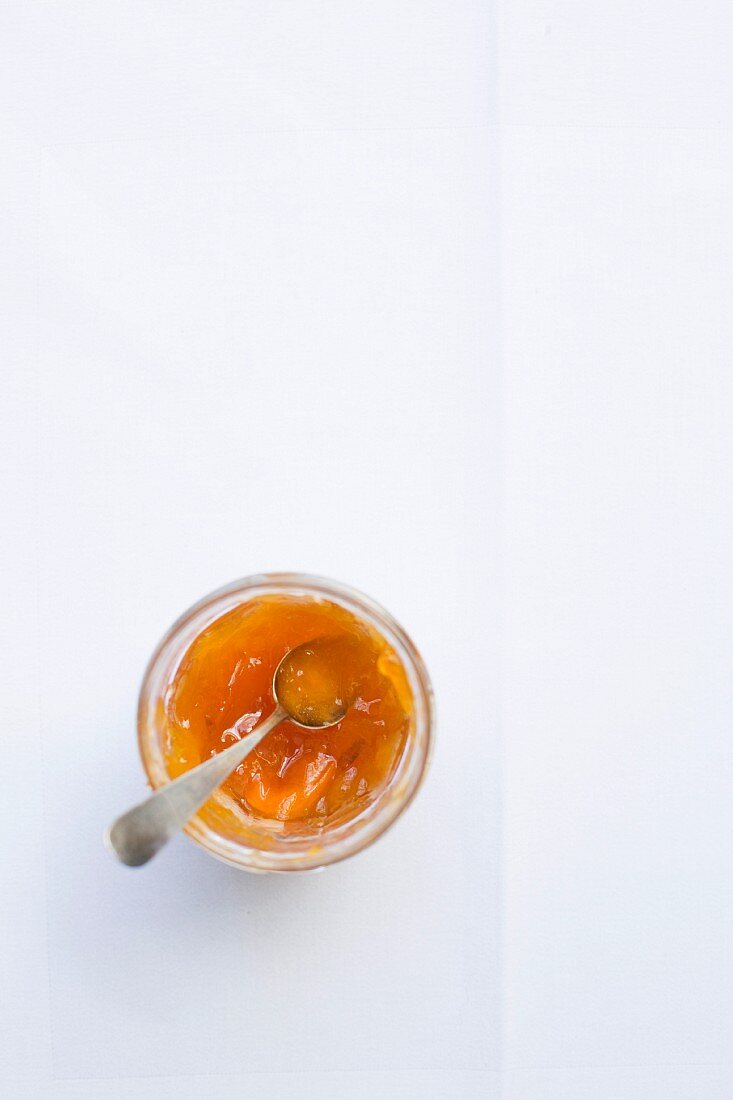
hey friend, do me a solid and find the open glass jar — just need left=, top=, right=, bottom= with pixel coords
left=138, top=574, right=434, bottom=872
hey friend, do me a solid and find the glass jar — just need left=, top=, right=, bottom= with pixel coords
left=138, top=573, right=434, bottom=872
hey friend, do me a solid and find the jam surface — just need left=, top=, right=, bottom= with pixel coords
left=163, top=594, right=413, bottom=831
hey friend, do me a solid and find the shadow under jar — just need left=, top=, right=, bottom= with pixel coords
left=138, top=574, right=434, bottom=872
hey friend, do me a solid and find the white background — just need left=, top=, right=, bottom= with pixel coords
left=2, top=3, right=732, bottom=1098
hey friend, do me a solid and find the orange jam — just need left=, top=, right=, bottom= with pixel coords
left=164, top=594, right=413, bottom=830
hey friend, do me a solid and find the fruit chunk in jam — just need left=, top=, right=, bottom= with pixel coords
left=164, top=594, right=413, bottom=829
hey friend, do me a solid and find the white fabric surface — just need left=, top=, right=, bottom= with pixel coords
left=2, top=3, right=731, bottom=1097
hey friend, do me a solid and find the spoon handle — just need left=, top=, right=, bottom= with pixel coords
left=105, top=705, right=286, bottom=867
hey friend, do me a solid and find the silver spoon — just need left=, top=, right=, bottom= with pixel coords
left=105, top=640, right=348, bottom=867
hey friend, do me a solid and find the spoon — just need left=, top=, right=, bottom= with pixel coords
left=105, top=640, right=350, bottom=867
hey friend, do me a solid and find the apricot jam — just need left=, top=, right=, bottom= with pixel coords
left=163, top=594, right=413, bottom=831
